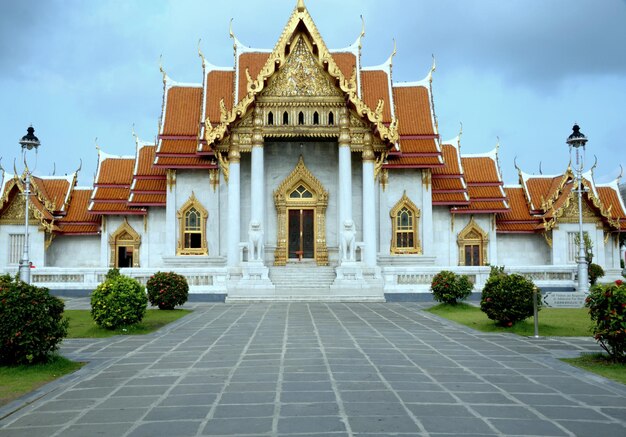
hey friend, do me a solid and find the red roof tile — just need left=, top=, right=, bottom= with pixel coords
left=162, top=87, right=202, bottom=136
left=238, top=52, right=270, bottom=102
left=393, top=86, right=435, bottom=136
left=331, top=53, right=356, bottom=80
left=205, top=70, right=234, bottom=124
left=361, top=70, right=392, bottom=123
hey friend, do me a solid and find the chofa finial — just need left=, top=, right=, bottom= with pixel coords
left=159, top=55, right=167, bottom=83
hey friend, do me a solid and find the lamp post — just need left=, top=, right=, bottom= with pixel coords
left=18, top=126, right=40, bottom=284
left=566, top=124, right=588, bottom=293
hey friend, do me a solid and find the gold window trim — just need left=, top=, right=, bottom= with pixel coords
left=177, top=192, right=208, bottom=255
left=108, top=218, right=141, bottom=268
left=274, top=156, right=328, bottom=266
left=457, top=216, right=489, bottom=266
left=390, top=191, right=421, bottom=254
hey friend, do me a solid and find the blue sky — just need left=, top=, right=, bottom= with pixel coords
left=1, top=0, right=625, bottom=186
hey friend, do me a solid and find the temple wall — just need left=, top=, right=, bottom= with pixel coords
left=496, top=234, right=550, bottom=266
left=47, top=235, right=100, bottom=267
left=378, top=169, right=422, bottom=256
left=143, top=207, right=166, bottom=267
left=432, top=207, right=453, bottom=265
left=0, top=224, right=45, bottom=269
left=452, top=214, right=494, bottom=266
left=552, top=222, right=601, bottom=266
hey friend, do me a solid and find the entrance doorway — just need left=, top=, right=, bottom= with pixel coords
left=288, top=209, right=315, bottom=259
left=117, top=246, right=134, bottom=268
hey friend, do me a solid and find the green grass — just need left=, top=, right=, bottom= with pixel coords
left=562, top=353, right=626, bottom=385
left=0, top=355, right=84, bottom=407
left=426, top=303, right=593, bottom=337
left=64, top=309, right=192, bottom=338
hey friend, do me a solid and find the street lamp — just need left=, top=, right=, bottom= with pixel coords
left=18, top=126, right=40, bottom=284
left=566, top=123, right=588, bottom=293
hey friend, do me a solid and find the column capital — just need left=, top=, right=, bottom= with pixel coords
left=252, top=107, right=264, bottom=148
left=229, top=133, right=241, bottom=162
left=362, top=131, right=374, bottom=162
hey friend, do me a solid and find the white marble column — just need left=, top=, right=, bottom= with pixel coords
left=338, top=108, right=353, bottom=232
left=421, top=169, right=433, bottom=256
left=251, top=110, right=264, bottom=231
left=362, top=133, right=376, bottom=267
left=227, top=133, right=241, bottom=267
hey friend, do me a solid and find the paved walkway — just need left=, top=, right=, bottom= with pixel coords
left=1, top=302, right=625, bottom=437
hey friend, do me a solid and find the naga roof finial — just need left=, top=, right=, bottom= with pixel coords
left=617, top=164, right=623, bottom=182
left=75, top=158, right=82, bottom=174
left=459, top=122, right=463, bottom=138
left=198, top=38, right=206, bottom=65
left=95, top=137, right=100, bottom=152
left=132, top=123, right=138, bottom=146
left=229, top=18, right=235, bottom=40
left=159, top=54, right=167, bottom=84
left=360, top=15, right=366, bottom=40
left=539, top=161, right=543, bottom=175
left=426, top=54, right=436, bottom=83
left=495, top=136, right=500, bottom=154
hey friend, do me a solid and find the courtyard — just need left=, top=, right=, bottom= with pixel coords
left=1, top=300, right=625, bottom=436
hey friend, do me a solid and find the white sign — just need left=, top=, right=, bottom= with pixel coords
left=542, top=292, right=587, bottom=308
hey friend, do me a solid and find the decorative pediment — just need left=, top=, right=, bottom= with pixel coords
left=274, top=156, right=328, bottom=206
left=457, top=217, right=489, bottom=243
left=0, top=192, right=38, bottom=225
left=560, top=194, right=599, bottom=224
left=261, top=36, right=344, bottom=99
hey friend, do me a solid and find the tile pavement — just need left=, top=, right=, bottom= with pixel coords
left=1, top=300, right=625, bottom=436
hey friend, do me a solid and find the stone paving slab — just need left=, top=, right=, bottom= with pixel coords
left=1, top=301, right=625, bottom=437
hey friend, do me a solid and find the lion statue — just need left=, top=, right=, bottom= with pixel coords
left=341, top=219, right=356, bottom=262
left=248, top=220, right=264, bottom=262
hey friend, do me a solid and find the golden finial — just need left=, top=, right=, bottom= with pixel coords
left=75, top=158, right=82, bottom=174
left=360, top=15, right=366, bottom=40
left=590, top=155, right=598, bottom=174
left=132, top=123, right=137, bottom=144
left=459, top=122, right=463, bottom=138
left=297, top=0, right=305, bottom=13
left=514, top=156, right=521, bottom=173
left=95, top=137, right=100, bottom=152
left=539, top=161, right=543, bottom=175
left=159, top=55, right=167, bottom=84
left=390, top=38, right=397, bottom=64
left=617, top=164, right=623, bottom=181
left=229, top=18, right=235, bottom=40
left=495, top=136, right=500, bottom=154
left=427, top=54, right=436, bottom=83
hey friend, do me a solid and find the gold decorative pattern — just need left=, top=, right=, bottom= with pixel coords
left=166, top=169, right=176, bottom=192
left=390, top=191, right=421, bottom=254
left=108, top=219, right=141, bottom=268
left=273, top=156, right=328, bottom=265
left=209, top=169, right=220, bottom=191
left=457, top=217, right=489, bottom=266
left=421, top=169, right=431, bottom=190
left=204, top=2, right=398, bottom=148
left=176, top=192, right=209, bottom=255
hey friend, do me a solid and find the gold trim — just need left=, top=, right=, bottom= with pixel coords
left=457, top=216, right=489, bottom=266
left=166, top=169, right=176, bottom=192
left=273, top=156, right=328, bottom=265
left=108, top=219, right=141, bottom=268
left=390, top=191, right=421, bottom=254
left=176, top=192, right=208, bottom=255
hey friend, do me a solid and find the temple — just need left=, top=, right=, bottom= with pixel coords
left=1, top=1, right=625, bottom=301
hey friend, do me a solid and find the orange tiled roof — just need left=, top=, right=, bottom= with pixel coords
left=524, top=175, right=565, bottom=211
left=393, top=86, right=435, bottom=136
left=597, top=186, right=626, bottom=220
left=399, top=139, right=439, bottom=155
left=455, top=154, right=508, bottom=213
left=162, top=87, right=202, bottom=136
left=467, top=186, right=505, bottom=199
left=135, top=145, right=165, bottom=177
left=132, top=179, right=167, bottom=193
left=157, top=139, right=198, bottom=155
left=331, top=53, right=356, bottom=81
left=56, top=189, right=100, bottom=234
left=432, top=192, right=470, bottom=204
left=496, top=187, right=541, bottom=233
left=154, top=155, right=217, bottom=168
left=453, top=200, right=509, bottom=213
left=432, top=178, right=465, bottom=191
left=384, top=155, right=443, bottom=167
left=95, top=157, right=134, bottom=186
left=433, top=144, right=462, bottom=175
left=237, top=52, right=270, bottom=102
left=205, top=70, right=234, bottom=124
left=461, top=157, right=499, bottom=183
left=31, top=176, right=74, bottom=213
left=129, top=193, right=167, bottom=206
left=89, top=202, right=143, bottom=214
left=361, top=70, right=392, bottom=124
left=92, top=187, right=131, bottom=200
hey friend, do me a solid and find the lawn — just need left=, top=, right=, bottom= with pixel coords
left=0, top=309, right=192, bottom=408
left=0, top=355, right=84, bottom=407
left=426, top=303, right=592, bottom=337
left=64, top=309, right=192, bottom=338
left=562, top=354, right=626, bottom=385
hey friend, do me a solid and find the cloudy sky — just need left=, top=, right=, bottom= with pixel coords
left=1, top=0, right=625, bottom=186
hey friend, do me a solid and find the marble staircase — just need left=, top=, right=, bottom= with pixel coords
left=269, top=263, right=336, bottom=297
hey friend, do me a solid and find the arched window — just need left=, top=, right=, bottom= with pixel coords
left=457, top=217, right=488, bottom=266
left=177, top=192, right=208, bottom=255
left=313, top=111, right=319, bottom=125
left=283, top=111, right=289, bottom=125
left=298, top=111, right=305, bottom=125
left=289, top=184, right=313, bottom=199
left=390, top=191, right=420, bottom=254
left=267, top=111, right=274, bottom=125
left=328, top=111, right=334, bottom=125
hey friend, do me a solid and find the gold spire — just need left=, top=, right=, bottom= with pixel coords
left=297, top=0, right=305, bottom=13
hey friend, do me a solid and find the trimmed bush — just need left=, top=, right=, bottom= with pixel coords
left=91, top=274, right=147, bottom=329
left=586, top=279, right=626, bottom=362
left=588, top=263, right=605, bottom=286
left=480, top=266, right=540, bottom=326
left=0, top=275, right=68, bottom=364
left=146, top=271, right=189, bottom=310
left=431, top=270, right=473, bottom=304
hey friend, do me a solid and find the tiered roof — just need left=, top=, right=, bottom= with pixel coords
left=129, top=139, right=167, bottom=207
left=431, top=136, right=469, bottom=206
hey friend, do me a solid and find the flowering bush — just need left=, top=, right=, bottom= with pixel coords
left=146, top=271, right=189, bottom=310
left=91, top=274, right=147, bottom=329
left=480, top=266, right=540, bottom=326
left=430, top=270, right=473, bottom=304
left=0, top=274, right=68, bottom=364
left=586, top=279, right=626, bottom=362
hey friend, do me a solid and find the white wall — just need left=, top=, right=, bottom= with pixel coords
left=0, top=224, right=45, bottom=269
left=497, top=234, right=550, bottom=266
left=47, top=235, right=100, bottom=267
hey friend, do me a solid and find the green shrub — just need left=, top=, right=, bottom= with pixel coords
left=146, top=271, right=189, bottom=310
left=586, top=279, right=626, bottom=362
left=105, top=268, right=121, bottom=281
left=91, top=275, right=147, bottom=329
left=480, top=266, right=540, bottom=326
left=0, top=276, right=68, bottom=364
left=430, top=270, right=473, bottom=304
left=588, top=263, right=605, bottom=286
